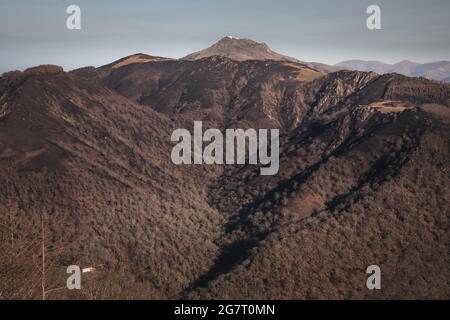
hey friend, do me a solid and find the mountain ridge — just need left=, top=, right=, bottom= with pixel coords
left=181, top=36, right=342, bottom=73
left=336, top=59, right=450, bottom=82
left=182, top=36, right=299, bottom=63
left=1, top=49, right=449, bottom=299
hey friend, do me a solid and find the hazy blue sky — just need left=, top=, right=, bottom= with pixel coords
left=1, top=0, right=449, bottom=72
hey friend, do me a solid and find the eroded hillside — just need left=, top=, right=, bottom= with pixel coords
left=0, top=57, right=449, bottom=299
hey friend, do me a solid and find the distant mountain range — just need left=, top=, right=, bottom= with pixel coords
left=181, top=37, right=450, bottom=82
left=336, top=59, right=450, bottom=82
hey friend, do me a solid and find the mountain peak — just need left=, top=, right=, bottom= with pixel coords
left=24, top=64, right=64, bottom=74
left=217, top=35, right=260, bottom=44
left=181, top=36, right=296, bottom=62
left=395, top=60, right=419, bottom=66
left=222, top=35, right=239, bottom=40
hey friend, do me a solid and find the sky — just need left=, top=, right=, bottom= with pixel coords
left=1, top=0, right=449, bottom=73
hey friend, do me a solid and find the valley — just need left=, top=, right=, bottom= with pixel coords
left=0, top=37, right=449, bottom=300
